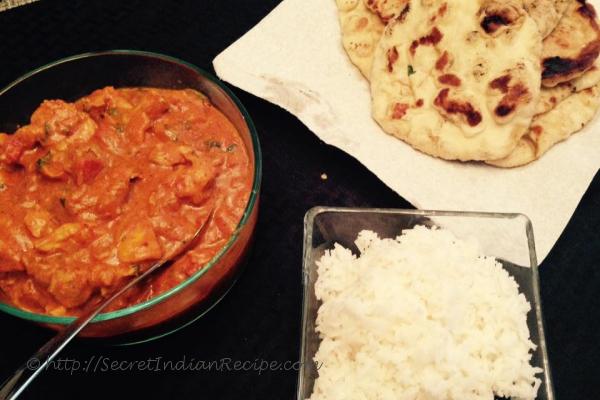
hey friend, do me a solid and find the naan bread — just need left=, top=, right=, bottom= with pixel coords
left=570, top=59, right=600, bottom=90
left=335, top=0, right=410, bottom=78
left=335, top=0, right=386, bottom=78
left=488, top=84, right=600, bottom=167
left=492, top=62, right=600, bottom=168
left=536, top=85, right=574, bottom=115
left=370, top=0, right=542, bottom=161
left=524, top=0, right=569, bottom=38
left=542, top=0, right=600, bottom=87
left=536, top=59, right=600, bottom=114
left=365, top=0, right=410, bottom=22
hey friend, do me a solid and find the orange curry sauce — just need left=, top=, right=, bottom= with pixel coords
left=0, top=87, right=253, bottom=316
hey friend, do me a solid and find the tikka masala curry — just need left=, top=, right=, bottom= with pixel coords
left=0, top=87, right=253, bottom=316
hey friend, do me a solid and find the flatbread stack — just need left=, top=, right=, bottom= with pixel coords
left=335, top=0, right=600, bottom=167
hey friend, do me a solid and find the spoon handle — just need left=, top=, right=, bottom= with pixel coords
left=0, top=210, right=212, bottom=400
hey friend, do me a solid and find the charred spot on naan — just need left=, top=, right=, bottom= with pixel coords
left=429, top=3, right=448, bottom=23
left=438, top=74, right=462, bottom=86
left=480, top=1, right=526, bottom=36
left=542, top=42, right=600, bottom=85
left=488, top=73, right=532, bottom=122
left=435, top=51, right=450, bottom=71
left=391, top=102, right=409, bottom=119
left=387, top=46, right=399, bottom=72
left=541, top=0, right=600, bottom=86
left=397, top=2, right=410, bottom=22
left=578, top=0, right=597, bottom=19
left=409, top=27, right=443, bottom=55
left=434, top=89, right=482, bottom=127
left=490, top=75, right=512, bottom=92
left=366, top=0, right=410, bottom=24
left=481, top=14, right=511, bottom=34
left=495, top=84, right=530, bottom=117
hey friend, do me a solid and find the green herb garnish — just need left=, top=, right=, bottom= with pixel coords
left=36, top=152, right=52, bottom=170
left=408, top=65, right=416, bottom=76
left=116, top=124, right=125, bottom=134
left=44, top=122, right=52, bottom=137
left=108, top=108, right=119, bottom=117
left=225, top=144, right=237, bottom=152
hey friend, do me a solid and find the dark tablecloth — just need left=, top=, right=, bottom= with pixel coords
left=0, top=1, right=598, bottom=398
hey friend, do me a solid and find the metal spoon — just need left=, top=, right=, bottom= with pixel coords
left=0, top=209, right=214, bottom=400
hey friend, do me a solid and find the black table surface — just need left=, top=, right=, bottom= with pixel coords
left=0, top=1, right=599, bottom=399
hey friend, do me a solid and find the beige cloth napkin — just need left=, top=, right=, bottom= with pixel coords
left=214, top=0, right=600, bottom=262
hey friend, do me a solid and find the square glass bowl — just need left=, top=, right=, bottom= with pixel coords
left=298, top=207, right=554, bottom=400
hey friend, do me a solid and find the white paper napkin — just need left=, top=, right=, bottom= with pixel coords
left=213, top=0, right=600, bottom=262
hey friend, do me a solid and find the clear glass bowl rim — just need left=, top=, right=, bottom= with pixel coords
left=0, top=50, right=262, bottom=325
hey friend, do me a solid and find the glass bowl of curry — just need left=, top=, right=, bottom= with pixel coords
left=0, top=50, right=261, bottom=342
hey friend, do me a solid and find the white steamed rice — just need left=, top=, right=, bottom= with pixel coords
left=310, top=226, right=542, bottom=400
